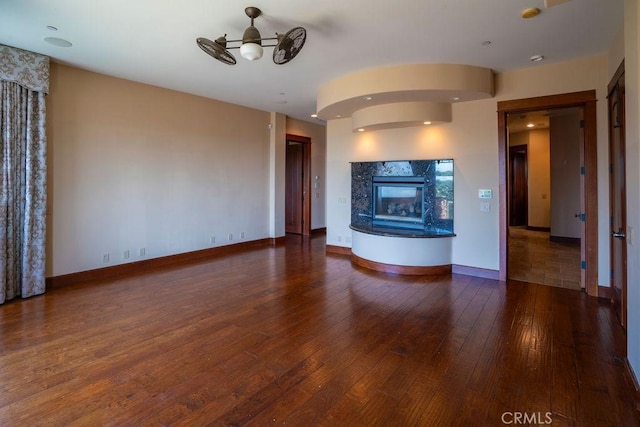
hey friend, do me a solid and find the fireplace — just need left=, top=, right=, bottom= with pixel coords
left=372, top=176, right=425, bottom=229
left=349, top=160, right=456, bottom=276
left=350, top=159, right=454, bottom=237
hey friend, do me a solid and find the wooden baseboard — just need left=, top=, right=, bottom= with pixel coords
left=526, top=226, right=551, bottom=232
left=46, top=238, right=276, bottom=290
left=598, top=285, right=613, bottom=301
left=452, top=264, right=500, bottom=280
left=550, top=235, right=581, bottom=245
left=270, top=236, right=287, bottom=246
left=311, top=227, right=327, bottom=235
left=326, top=245, right=351, bottom=256
left=351, top=253, right=451, bottom=276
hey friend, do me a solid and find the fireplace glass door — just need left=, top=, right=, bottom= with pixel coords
left=372, top=177, right=425, bottom=229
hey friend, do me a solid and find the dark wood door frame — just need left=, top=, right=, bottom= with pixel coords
left=608, top=60, right=627, bottom=328
left=285, top=133, right=312, bottom=236
left=498, top=90, right=599, bottom=297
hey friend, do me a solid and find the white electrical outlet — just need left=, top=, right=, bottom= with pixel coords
left=103, top=253, right=110, bottom=263
left=480, top=202, right=491, bottom=212
left=123, top=250, right=130, bottom=259
left=139, top=248, right=146, bottom=257
left=228, top=233, right=233, bottom=241
left=337, top=236, right=342, bottom=242
left=240, top=231, right=245, bottom=239
left=210, top=236, right=215, bottom=245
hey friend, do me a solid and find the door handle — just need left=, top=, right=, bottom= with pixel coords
left=612, top=230, right=626, bottom=239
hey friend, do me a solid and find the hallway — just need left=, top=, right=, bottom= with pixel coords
left=508, top=227, right=582, bottom=290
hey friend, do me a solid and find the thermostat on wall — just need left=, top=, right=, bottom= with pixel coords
left=478, top=189, right=492, bottom=199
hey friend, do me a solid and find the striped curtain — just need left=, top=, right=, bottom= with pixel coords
left=0, top=44, right=49, bottom=304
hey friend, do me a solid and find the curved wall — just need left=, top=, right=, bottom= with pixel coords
left=351, top=230, right=452, bottom=267
left=317, top=63, right=494, bottom=131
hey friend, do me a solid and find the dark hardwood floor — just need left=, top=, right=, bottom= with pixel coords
left=1, top=234, right=638, bottom=426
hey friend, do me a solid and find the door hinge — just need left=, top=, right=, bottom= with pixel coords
left=580, top=166, right=585, bottom=175
left=581, top=261, right=587, bottom=270
left=579, top=119, right=585, bottom=128
left=580, top=213, right=586, bottom=222
left=610, top=269, right=614, bottom=279
left=610, top=164, right=614, bottom=174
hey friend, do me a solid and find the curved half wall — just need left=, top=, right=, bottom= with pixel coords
left=351, top=230, right=453, bottom=275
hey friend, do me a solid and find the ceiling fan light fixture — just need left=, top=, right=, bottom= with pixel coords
left=197, top=6, right=306, bottom=66
left=240, top=42, right=263, bottom=61
left=240, top=22, right=263, bottom=61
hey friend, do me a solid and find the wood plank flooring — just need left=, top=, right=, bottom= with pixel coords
left=1, top=234, right=638, bottom=426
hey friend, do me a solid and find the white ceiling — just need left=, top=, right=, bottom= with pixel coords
left=0, top=0, right=623, bottom=124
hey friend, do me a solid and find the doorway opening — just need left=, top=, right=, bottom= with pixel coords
left=498, top=91, right=599, bottom=297
left=506, top=108, right=582, bottom=290
left=285, top=134, right=311, bottom=235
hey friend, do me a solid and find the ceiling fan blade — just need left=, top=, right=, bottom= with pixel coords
left=273, top=27, right=306, bottom=65
left=196, top=37, right=237, bottom=65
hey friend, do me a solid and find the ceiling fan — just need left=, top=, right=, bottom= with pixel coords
left=196, top=6, right=307, bottom=66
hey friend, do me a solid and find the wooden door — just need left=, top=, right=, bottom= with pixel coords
left=285, top=142, right=304, bottom=234
left=608, top=62, right=627, bottom=328
left=509, top=145, right=528, bottom=226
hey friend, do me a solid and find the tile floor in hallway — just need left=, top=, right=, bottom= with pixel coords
left=508, top=227, right=582, bottom=290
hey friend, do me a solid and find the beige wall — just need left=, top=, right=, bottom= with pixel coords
left=326, top=54, right=610, bottom=277
left=508, top=130, right=551, bottom=229
left=47, top=63, right=274, bottom=276
left=286, top=117, right=327, bottom=229
left=508, top=132, right=527, bottom=147
left=527, top=129, right=551, bottom=229
left=624, top=0, right=640, bottom=376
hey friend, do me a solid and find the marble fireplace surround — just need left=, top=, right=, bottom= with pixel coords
left=350, top=160, right=455, bottom=275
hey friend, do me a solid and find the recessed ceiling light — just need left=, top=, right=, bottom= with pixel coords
left=335, top=114, right=341, bottom=118
left=310, top=114, right=318, bottom=118
left=450, top=96, right=460, bottom=102
left=357, top=128, right=365, bottom=132
left=44, top=37, right=72, bottom=47
left=363, top=96, right=372, bottom=101
left=527, top=123, right=535, bottom=128
left=46, top=25, right=58, bottom=31
left=530, top=55, right=544, bottom=62
left=522, top=7, right=541, bottom=19
left=424, top=121, right=432, bottom=125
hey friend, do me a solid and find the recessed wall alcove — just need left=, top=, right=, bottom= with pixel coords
left=349, top=160, right=455, bottom=275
